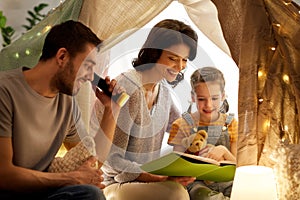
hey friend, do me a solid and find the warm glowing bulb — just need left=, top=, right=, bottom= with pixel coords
left=43, top=25, right=52, bottom=33
left=14, top=52, right=20, bottom=59
left=263, top=119, right=270, bottom=130
left=258, top=98, right=264, bottom=103
left=25, top=48, right=31, bottom=55
left=282, top=74, right=289, bottom=83
left=283, top=0, right=292, bottom=5
left=258, top=70, right=265, bottom=78
left=270, top=47, right=276, bottom=51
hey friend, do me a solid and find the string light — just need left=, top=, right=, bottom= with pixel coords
left=258, top=70, right=263, bottom=78
left=258, top=69, right=266, bottom=79
left=282, top=0, right=292, bottom=5
left=282, top=74, right=289, bottom=84
left=14, top=52, right=20, bottom=59
left=25, top=48, right=31, bottom=55
left=43, top=25, right=52, bottom=34
left=263, top=119, right=270, bottom=131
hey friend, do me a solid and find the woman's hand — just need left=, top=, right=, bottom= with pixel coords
left=167, top=176, right=196, bottom=187
left=93, top=77, right=118, bottom=108
left=136, top=172, right=195, bottom=187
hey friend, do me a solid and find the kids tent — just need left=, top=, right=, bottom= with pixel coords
left=0, top=0, right=299, bottom=198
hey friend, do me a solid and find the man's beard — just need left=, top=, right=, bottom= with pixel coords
left=52, top=60, right=76, bottom=96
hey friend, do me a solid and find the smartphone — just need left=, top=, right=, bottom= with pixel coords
left=91, top=73, right=129, bottom=107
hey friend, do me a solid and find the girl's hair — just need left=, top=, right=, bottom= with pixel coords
left=190, top=67, right=229, bottom=113
left=190, top=66, right=225, bottom=92
left=132, top=19, right=198, bottom=71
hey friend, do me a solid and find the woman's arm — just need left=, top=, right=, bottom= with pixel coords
left=92, top=77, right=121, bottom=164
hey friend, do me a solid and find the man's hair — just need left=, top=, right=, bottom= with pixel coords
left=132, top=19, right=198, bottom=71
left=39, top=20, right=102, bottom=61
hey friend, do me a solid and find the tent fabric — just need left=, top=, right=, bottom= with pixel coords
left=212, top=1, right=300, bottom=198
left=0, top=1, right=299, bottom=197
left=76, top=0, right=233, bottom=134
left=78, top=0, right=231, bottom=55
left=0, top=0, right=233, bottom=138
left=0, top=0, right=83, bottom=71
left=78, top=0, right=172, bottom=52
left=179, top=0, right=231, bottom=56
left=211, top=0, right=300, bottom=169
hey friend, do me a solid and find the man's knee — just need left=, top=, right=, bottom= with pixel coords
left=48, top=184, right=105, bottom=200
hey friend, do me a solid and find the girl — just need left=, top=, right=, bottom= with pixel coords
left=168, top=66, right=238, bottom=199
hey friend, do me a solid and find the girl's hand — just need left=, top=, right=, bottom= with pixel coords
left=206, top=145, right=235, bottom=162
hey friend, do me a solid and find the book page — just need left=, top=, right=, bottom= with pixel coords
left=174, top=151, right=236, bottom=166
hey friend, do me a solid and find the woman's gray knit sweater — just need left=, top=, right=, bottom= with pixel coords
left=101, top=69, right=181, bottom=186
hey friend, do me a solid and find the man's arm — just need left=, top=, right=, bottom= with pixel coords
left=0, top=137, right=104, bottom=192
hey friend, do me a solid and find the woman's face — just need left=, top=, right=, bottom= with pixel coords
left=155, top=43, right=190, bottom=82
left=193, top=82, right=224, bottom=123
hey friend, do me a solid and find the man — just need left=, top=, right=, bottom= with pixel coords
left=0, top=20, right=120, bottom=200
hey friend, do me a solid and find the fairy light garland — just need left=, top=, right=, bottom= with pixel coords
left=256, top=1, right=300, bottom=199
left=8, top=0, right=67, bottom=60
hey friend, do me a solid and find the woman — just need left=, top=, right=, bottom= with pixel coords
left=96, top=19, right=198, bottom=200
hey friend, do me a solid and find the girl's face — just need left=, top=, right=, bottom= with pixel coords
left=193, top=82, right=225, bottom=123
left=155, top=43, right=190, bottom=82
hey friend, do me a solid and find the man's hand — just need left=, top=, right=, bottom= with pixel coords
left=73, top=157, right=105, bottom=189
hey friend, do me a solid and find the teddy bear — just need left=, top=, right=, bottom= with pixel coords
left=181, top=130, right=213, bottom=156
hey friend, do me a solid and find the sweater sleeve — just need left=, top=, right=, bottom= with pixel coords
left=102, top=72, right=145, bottom=183
left=166, top=96, right=181, bottom=132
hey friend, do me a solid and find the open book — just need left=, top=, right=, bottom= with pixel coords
left=141, top=151, right=236, bottom=182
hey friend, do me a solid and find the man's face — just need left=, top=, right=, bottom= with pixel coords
left=56, top=44, right=97, bottom=96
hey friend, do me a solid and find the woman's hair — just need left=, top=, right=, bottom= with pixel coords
left=40, top=20, right=102, bottom=61
left=132, top=19, right=198, bottom=71
left=190, top=66, right=229, bottom=113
